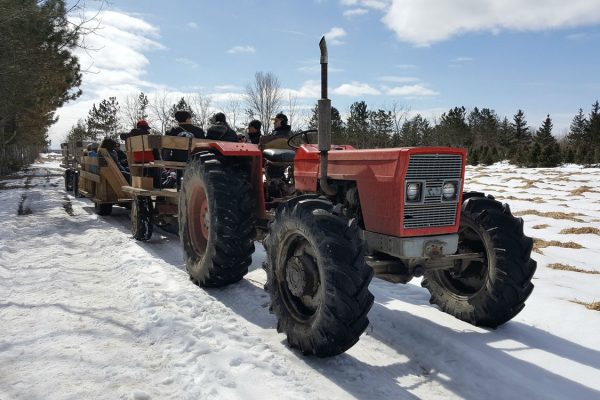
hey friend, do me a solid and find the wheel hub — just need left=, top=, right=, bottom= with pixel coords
left=285, top=254, right=319, bottom=298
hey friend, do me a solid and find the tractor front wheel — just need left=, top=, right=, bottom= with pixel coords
left=179, top=153, right=256, bottom=287
left=422, top=195, right=536, bottom=327
left=264, top=196, right=374, bottom=357
left=131, top=196, right=153, bottom=241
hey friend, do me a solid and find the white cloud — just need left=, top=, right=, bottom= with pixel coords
left=383, top=0, right=600, bottom=46
left=378, top=76, right=419, bottom=83
left=333, top=81, right=381, bottom=96
left=175, top=57, right=199, bottom=69
left=324, top=27, right=347, bottom=45
left=385, top=84, right=439, bottom=97
left=285, top=80, right=322, bottom=99
left=396, top=64, right=417, bottom=69
left=341, top=0, right=390, bottom=10
left=227, top=45, right=256, bottom=54
left=48, top=10, right=166, bottom=147
left=187, top=22, right=198, bottom=30
left=453, top=57, right=473, bottom=62
left=208, top=92, right=245, bottom=103
left=214, top=84, right=242, bottom=91
left=343, top=8, right=368, bottom=17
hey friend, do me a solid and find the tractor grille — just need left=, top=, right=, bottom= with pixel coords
left=404, top=154, right=463, bottom=229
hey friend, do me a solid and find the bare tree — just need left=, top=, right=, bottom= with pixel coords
left=245, top=72, right=282, bottom=135
left=148, top=90, right=172, bottom=133
left=389, top=101, right=410, bottom=138
left=190, top=92, right=212, bottom=130
left=224, top=95, right=242, bottom=131
left=286, top=92, right=299, bottom=130
left=121, top=92, right=150, bottom=129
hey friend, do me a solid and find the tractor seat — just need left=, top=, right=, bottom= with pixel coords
left=262, top=149, right=296, bottom=163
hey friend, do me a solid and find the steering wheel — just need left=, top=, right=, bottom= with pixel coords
left=287, top=129, right=317, bottom=149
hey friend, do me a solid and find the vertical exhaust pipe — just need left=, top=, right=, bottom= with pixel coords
left=318, top=37, right=336, bottom=196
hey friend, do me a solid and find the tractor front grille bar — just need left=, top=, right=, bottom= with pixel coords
left=404, top=154, right=463, bottom=229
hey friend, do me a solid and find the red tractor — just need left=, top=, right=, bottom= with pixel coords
left=177, top=38, right=536, bottom=357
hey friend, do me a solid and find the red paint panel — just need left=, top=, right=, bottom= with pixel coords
left=294, top=145, right=466, bottom=238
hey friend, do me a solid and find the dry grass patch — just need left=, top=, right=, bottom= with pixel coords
left=570, top=186, right=594, bottom=196
left=571, top=300, right=600, bottom=311
left=533, top=238, right=584, bottom=254
left=513, top=210, right=586, bottom=222
left=532, top=224, right=550, bottom=229
left=497, top=195, right=546, bottom=203
left=547, top=263, right=599, bottom=274
left=559, top=227, right=600, bottom=235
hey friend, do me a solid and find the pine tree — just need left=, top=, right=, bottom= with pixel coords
left=510, top=109, right=531, bottom=146
left=169, top=97, right=194, bottom=126
left=400, top=114, right=430, bottom=146
left=346, top=101, right=370, bottom=148
left=65, top=119, right=88, bottom=143
left=468, top=107, right=499, bottom=148
left=436, top=106, right=471, bottom=147
left=86, top=97, right=120, bottom=140
left=567, top=108, right=588, bottom=145
left=308, top=103, right=345, bottom=144
left=368, top=109, right=393, bottom=148
left=586, top=100, right=600, bottom=146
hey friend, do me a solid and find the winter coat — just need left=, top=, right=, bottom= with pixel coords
left=166, top=124, right=205, bottom=139
left=248, top=130, right=262, bottom=144
left=271, top=124, right=292, bottom=137
left=164, top=124, right=205, bottom=161
left=206, top=121, right=238, bottom=142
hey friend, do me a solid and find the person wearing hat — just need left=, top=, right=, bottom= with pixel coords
left=206, top=112, right=238, bottom=142
left=271, top=112, right=291, bottom=137
left=166, top=110, right=205, bottom=139
left=120, top=119, right=152, bottom=141
left=247, top=119, right=262, bottom=144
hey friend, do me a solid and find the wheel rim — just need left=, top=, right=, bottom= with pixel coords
left=276, top=231, right=322, bottom=322
left=189, top=184, right=209, bottom=255
left=436, top=221, right=490, bottom=296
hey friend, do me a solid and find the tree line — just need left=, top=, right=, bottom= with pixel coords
left=0, top=0, right=96, bottom=173
left=307, top=100, right=600, bottom=167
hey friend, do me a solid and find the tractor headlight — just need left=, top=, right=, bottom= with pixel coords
left=442, top=181, right=458, bottom=200
left=406, top=182, right=422, bottom=202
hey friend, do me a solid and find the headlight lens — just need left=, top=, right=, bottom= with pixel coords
left=406, top=182, right=421, bottom=201
left=442, top=182, right=457, bottom=200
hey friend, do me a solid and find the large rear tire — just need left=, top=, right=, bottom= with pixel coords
left=179, top=153, right=256, bottom=287
left=64, top=169, right=74, bottom=192
left=131, top=196, right=153, bottom=241
left=264, top=196, right=374, bottom=357
left=422, top=195, right=536, bottom=327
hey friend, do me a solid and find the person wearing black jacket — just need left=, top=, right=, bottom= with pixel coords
left=271, top=112, right=292, bottom=136
left=206, top=112, right=238, bottom=142
left=247, top=119, right=262, bottom=144
left=164, top=111, right=205, bottom=162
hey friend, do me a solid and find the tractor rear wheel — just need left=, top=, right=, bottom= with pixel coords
left=263, top=196, right=374, bottom=357
left=131, top=196, right=153, bottom=241
left=64, top=169, right=74, bottom=192
left=422, top=195, right=536, bottom=327
left=179, top=153, right=256, bottom=287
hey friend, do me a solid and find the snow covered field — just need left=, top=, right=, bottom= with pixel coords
left=1, top=157, right=599, bottom=400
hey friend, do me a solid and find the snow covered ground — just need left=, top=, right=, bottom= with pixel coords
left=1, top=157, right=599, bottom=400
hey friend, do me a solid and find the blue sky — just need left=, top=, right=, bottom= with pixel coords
left=50, top=0, right=600, bottom=146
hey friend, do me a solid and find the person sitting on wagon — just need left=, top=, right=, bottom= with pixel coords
left=87, top=142, right=99, bottom=173
left=100, top=138, right=131, bottom=184
left=206, top=112, right=238, bottom=142
left=271, top=113, right=291, bottom=137
left=120, top=119, right=152, bottom=141
left=246, top=119, right=262, bottom=144
left=164, top=111, right=205, bottom=162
